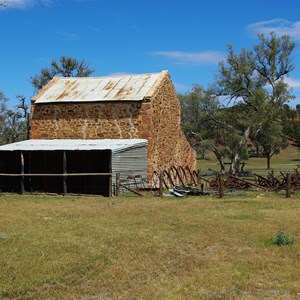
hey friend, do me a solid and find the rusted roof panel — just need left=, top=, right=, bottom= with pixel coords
left=33, top=71, right=167, bottom=103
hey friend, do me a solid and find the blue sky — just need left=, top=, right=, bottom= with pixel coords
left=1, top=0, right=300, bottom=107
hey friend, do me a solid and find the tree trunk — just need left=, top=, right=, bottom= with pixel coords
left=219, top=159, right=226, bottom=174
left=230, top=159, right=234, bottom=175
left=231, top=126, right=250, bottom=175
left=256, top=145, right=259, bottom=157
left=234, top=154, right=241, bottom=174
left=230, top=153, right=241, bottom=175
left=213, top=147, right=226, bottom=174
left=267, top=155, right=271, bottom=169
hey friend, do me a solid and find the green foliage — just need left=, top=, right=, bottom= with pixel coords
left=290, top=121, right=300, bottom=146
left=179, top=33, right=297, bottom=171
left=252, top=120, right=289, bottom=168
left=272, top=231, right=294, bottom=246
left=178, top=84, right=221, bottom=154
left=209, top=32, right=296, bottom=169
left=31, top=55, right=94, bottom=91
left=215, top=32, right=296, bottom=111
left=281, top=106, right=300, bottom=146
left=179, top=85, right=252, bottom=173
left=182, top=33, right=297, bottom=172
left=178, top=85, right=232, bottom=172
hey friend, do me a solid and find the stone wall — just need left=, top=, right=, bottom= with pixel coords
left=30, top=101, right=151, bottom=140
left=30, top=74, right=196, bottom=179
left=146, top=73, right=197, bottom=174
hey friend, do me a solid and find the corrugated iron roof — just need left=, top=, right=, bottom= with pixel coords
left=0, top=139, right=147, bottom=153
left=33, top=71, right=168, bottom=103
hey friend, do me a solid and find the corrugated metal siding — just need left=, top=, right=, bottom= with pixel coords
left=111, top=145, right=147, bottom=186
left=33, top=72, right=165, bottom=103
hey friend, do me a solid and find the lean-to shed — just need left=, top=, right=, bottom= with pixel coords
left=0, top=139, right=147, bottom=196
left=30, top=71, right=197, bottom=180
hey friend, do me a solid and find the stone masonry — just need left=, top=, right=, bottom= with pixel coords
left=30, top=71, right=197, bottom=180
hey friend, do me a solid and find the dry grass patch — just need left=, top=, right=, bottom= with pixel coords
left=0, top=193, right=300, bottom=299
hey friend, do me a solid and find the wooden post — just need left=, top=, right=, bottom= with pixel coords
left=63, top=151, right=67, bottom=196
left=116, top=173, right=120, bottom=196
left=218, top=174, right=224, bottom=198
left=201, top=183, right=204, bottom=194
left=20, top=151, right=24, bottom=195
left=108, top=150, right=112, bottom=197
left=28, top=152, right=32, bottom=192
left=159, top=172, right=163, bottom=198
left=286, top=173, right=291, bottom=198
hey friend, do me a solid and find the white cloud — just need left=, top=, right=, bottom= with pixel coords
left=152, top=51, right=225, bottom=65
left=2, top=0, right=53, bottom=9
left=285, top=77, right=300, bottom=90
left=247, top=19, right=300, bottom=39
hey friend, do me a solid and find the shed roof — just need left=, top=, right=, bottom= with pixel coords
left=0, top=139, right=147, bottom=154
left=33, top=71, right=168, bottom=103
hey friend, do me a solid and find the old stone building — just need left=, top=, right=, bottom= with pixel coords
left=30, top=70, right=196, bottom=179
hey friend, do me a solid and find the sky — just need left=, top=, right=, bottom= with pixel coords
left=1, top=0, right=300, bottom=107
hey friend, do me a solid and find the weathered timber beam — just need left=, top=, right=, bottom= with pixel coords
left=0, top=173, right=112, bottom=176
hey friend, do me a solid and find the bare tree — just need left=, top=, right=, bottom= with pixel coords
left=16, top=95, right=30, bottom=140
left=0, top=92, right=30, bottom=145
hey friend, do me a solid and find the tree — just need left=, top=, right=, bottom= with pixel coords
left=179, top=84, right=220, bottom=154
left=0, top=91, right=29, bottom=145
left=179, top=85, right=251, bottom=174
left=16, top=95, right=30, bottom=140
left=296, top=104, right=300, bottom=119
left=252, top=120, right=289, bottom=169
left=215, top=32, right=296, bottom=112
left=0, top=91, right=9, bottom=143
left=179, top=85, right=228, bottom=173
left=290, top=121, right=300, bottom=147
left=218, top=104, right=250, bottom=174
left=213, top=32, right=296, bottom=169
left=281, top=115, right=300, bottom=148
left=31, top=56, right=94, bottom=91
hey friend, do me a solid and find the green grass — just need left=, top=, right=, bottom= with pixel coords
left=199, top=144, right=300, bottom=177
left=0, top=192, right=300, bottom=299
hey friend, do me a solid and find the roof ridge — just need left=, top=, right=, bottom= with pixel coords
left=32, top=71, right=169, bottom=103
left=58, top=71, right=165, bottom=80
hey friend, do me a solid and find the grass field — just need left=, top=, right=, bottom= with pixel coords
left=0, top=192, right=300, bottom=299
left=198, top=144, right=300, bottom=177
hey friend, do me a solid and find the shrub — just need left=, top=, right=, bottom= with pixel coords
left=273, top=231, right=294, bottom=246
